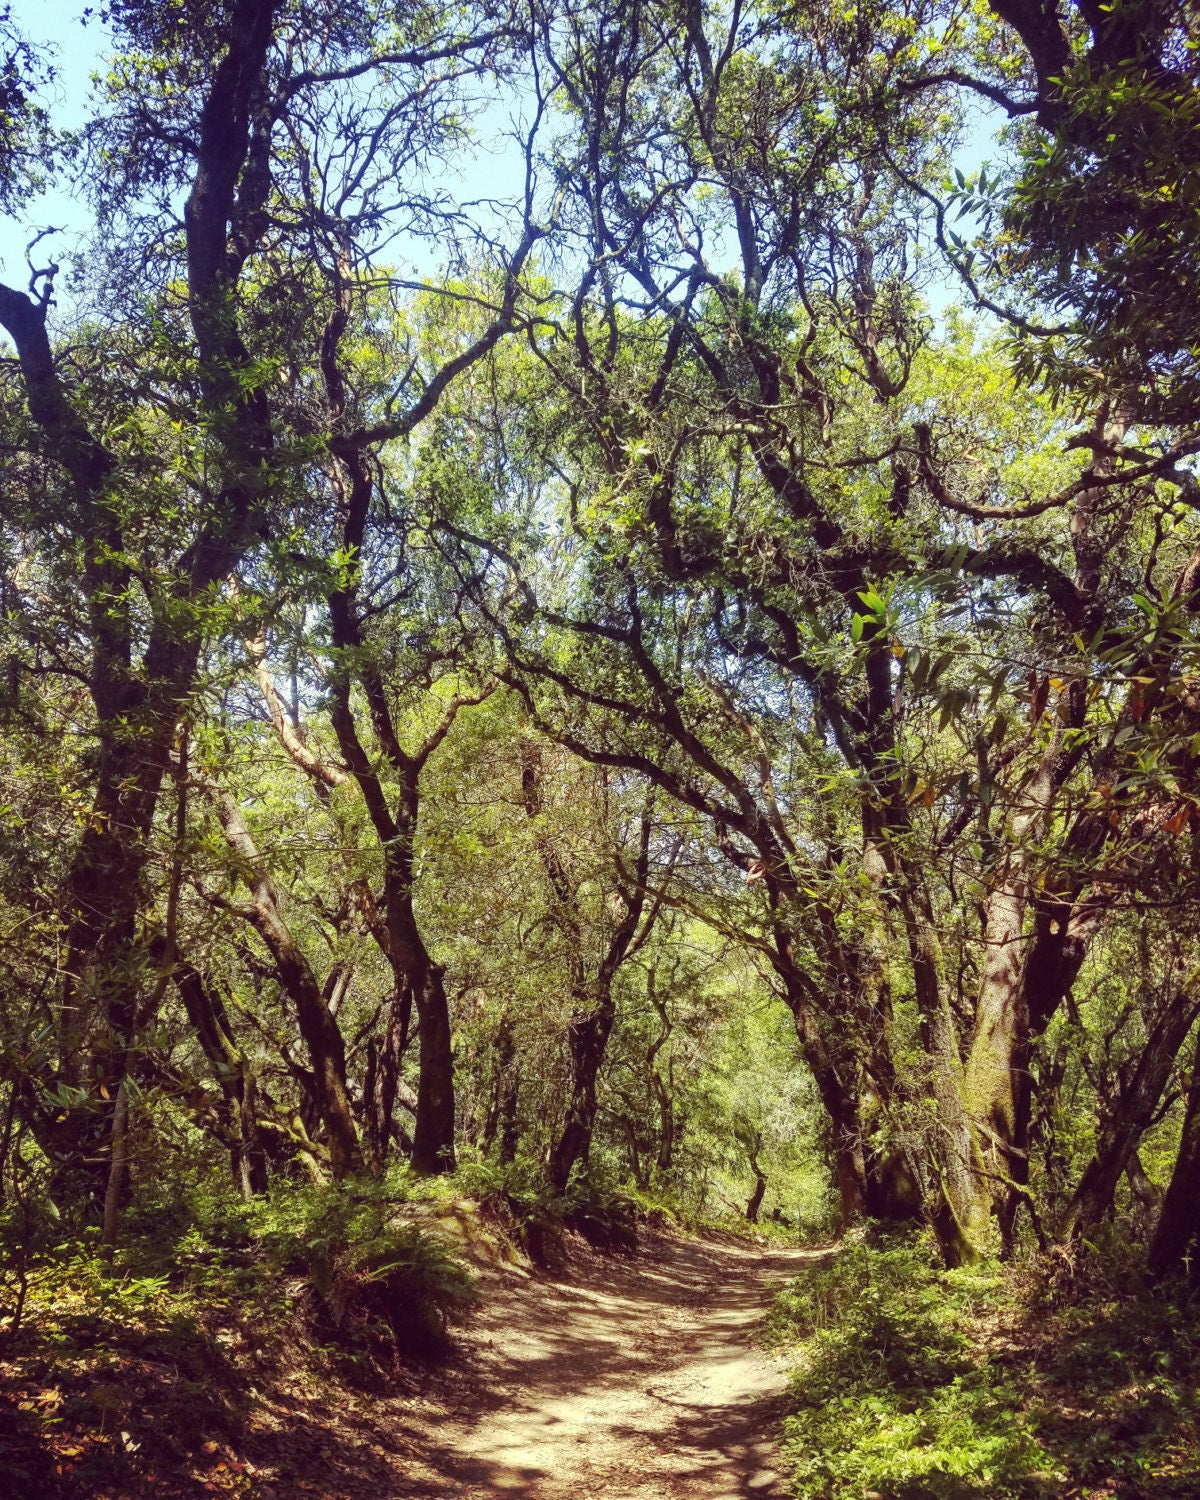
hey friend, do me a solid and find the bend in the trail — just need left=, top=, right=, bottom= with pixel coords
left=243, top=1231, right=818, bottom=1499
left=390, top=1233, right=817, bottom=1499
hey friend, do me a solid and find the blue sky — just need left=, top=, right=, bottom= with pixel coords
left=0, top=3, right=998, bottom=324
left=0, top=3, right=105, bottom=299
left=0, top=2, right=537, bottom=310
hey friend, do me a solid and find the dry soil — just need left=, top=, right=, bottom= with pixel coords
left=379, top=1232, right=818, bottom=1499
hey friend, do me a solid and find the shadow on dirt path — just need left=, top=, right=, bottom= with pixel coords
left=380, top=1233, right=822, bottom=1499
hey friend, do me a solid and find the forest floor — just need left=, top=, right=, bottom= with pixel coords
left=241, top=1230, right=816, bottom=1500
left=0, top=1227, right=819, bottom=1499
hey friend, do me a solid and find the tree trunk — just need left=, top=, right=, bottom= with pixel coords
left=745, top=1134, right=767, bottom=1223
left=1149, top=1031, right=1200, bottom=1281
left=1059, top=984, right=1200, bottom=1243
left=0, top=0, right=280, bottom=1216
left=1126, top=1151, right=1163, bottom=1238
left=775, top=934, right=870, bottom=1226
left=100, top=1079, right=130, bottom=1256
left=411, top=960, right=457, bottom=1174
left=366, top=985, right=412, bottom=1167
left=617, top=1114, right=649, bottom=1189
left=499, top=1070, right=521, bottom=1165
left=897, top=887, right=986, bottom=1264
left=653, top=1070, right=675, bottom=1173
left=173, top=960, right=268, bottom=1197
left=483, top=1013, right=521, bottom=1165
left=523, top=741, right=655, bottom=1193
left=549, top=985, right=616, bottom=1191
left=217, top=797, right=362, bottom=1177
left=324, top=603, right=460, bottom=1176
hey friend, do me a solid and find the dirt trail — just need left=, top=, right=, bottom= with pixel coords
left=384, top=1234, right=817, bottom=1499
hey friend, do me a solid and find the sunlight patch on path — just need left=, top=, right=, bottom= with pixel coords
left=408, top=1236, right=818, bottom=1500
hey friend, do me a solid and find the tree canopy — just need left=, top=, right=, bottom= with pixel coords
left=1, top=0, right=1200, bottom=1419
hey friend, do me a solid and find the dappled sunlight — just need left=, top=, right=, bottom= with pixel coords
left=392, top=1236, right=820, bottom=1498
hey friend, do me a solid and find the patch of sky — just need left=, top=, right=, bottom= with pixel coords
left=0, top=2, right=106, bottom=306
left=0, top=4, right=1009, bottom=340
left=0, top=2, right=543, bottom=324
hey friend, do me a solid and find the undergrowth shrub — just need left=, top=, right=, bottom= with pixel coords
left=248, top=1174, right=475, bottom=1366
left=768, top=1228, right=1056, bottom=1499
left=0, top=1167, right=481, bottom=1493
left=771, top=1226, right=1200, bottom=1499
left=490, top=1162, right=645, bottom=1263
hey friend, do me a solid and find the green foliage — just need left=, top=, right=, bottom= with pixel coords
left=245, top=1172, right=475, bottom=1361
left=771, top=1229, right=1200, bottom=1499
left=770, top=1231, right=1052, bottom=1498
left=1001, top=49, right=1200, bottom=424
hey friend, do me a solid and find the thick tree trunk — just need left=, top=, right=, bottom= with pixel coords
left=953, top=412, right=1118, bottom=1249
left=0, top=0, right=280, bottom=1215
left=549, top=985, right=617, bottom=1192
left=411, top=960, right=457, bottom=1174
left=1148, top=1032, right=1200, bottom=1281
left=896, top=887, right=987, bottom=1264
left=865, top=1147, right=924, bottom=1222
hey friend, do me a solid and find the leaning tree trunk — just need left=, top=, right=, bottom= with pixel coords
left=744, top=1131, right=767, bottom=1223
left=1058, top=981, right=1200, bottom=1243
left=522, top=741, right=655, bottom=1193
left=217, top=797, right=362, bottom=1177
left=173, top=960, right=269, bottom=1197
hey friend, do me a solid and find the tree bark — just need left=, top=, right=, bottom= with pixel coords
left=522, top=743, right=656, bottom=1193
left=0, top=0, right=280, bottom=1212
left=482, top=1011, right=521, bottom=1165
left=1148, top=1030, right=1200, bottom=1281
left=100, top=1079, right=129, bottom=1255
left=173, top=960, right=268, bottom=1197
left=549, top=985, right=619, bottom=1192
left=775, top=945, right=870, bottom=1226
left=366, top=986, right=412, bottom=1168
left=1059, top=983, right=1200, bottom=1243
left=744, top=1132, right=767, bottom=1223
left=217, top=796, right=362, bottom=1177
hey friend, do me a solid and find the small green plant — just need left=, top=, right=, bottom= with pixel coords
left=769, top=1230, right=1057, bottom=1498
left=771, top=1228, right=1200, bottom=1498
left=247, top=1173, right=475, bottom=1363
